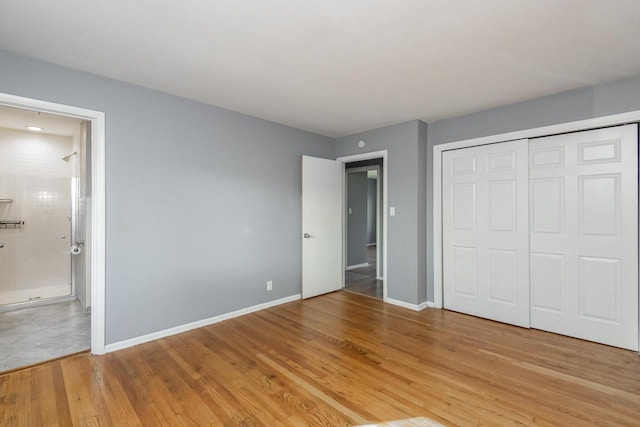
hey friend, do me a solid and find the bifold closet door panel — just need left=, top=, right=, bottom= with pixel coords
left=442, top=140, right=530, bottom=328
left=529, top=124, right=638, bottom=350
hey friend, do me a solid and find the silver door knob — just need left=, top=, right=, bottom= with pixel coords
left=303, top=233, right=311, bottom=238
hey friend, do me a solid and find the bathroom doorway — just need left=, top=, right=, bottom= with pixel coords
left=0, top=105, right=92, bottom=371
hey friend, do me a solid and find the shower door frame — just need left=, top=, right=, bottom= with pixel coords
left=0, top=93, right=107, bottom=355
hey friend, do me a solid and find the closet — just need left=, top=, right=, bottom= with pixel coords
left=442, top=124, right=638, bottom=350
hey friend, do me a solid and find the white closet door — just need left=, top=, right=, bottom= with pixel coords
left=443, top=140, right=530, bottom=327
left=529, top=125, right=638, bottom=350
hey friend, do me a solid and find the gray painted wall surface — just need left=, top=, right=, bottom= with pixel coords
left=0, top=50, right=335, bottom=344
left=346, top=172, right=368, bottom=266
left=5, top=48, right=638, bottom=337
left=426, top=75, right=640, bottom=301
left=336, top=120, right=427, bottom=304
left=367, top=178, right=376, bottom=245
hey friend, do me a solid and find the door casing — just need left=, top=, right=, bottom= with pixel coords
left=337, top=150, right=388, bottom=301
left=0, top=92, right=107, bottom=355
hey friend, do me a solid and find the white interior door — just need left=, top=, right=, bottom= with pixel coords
left=301, top=155, right=342, bottom=299
left=529, top=125, right=638, bottom=350
left=442, top=140, right=530, bottom=327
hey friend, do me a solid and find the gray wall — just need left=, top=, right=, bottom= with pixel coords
left=4, top=48, right=638, bottom=334
left=0, top=49, right=335, bottom=344
left=426, top=75, right=640, bottom=301
left=367, top=177, right=377, bottom=245
left=336, top=120, right=427, bottom=304
left=346, top=172, right=368, bottom=266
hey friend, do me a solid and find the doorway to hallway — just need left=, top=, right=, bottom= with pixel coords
left=345, top=244, right=382, bottom=298
left=344, top=159, right=383, bottom=299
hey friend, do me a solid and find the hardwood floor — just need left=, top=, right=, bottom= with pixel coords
left=2, top=291, right=639, bottom=426
left=345, top=245, right=382, bottom=299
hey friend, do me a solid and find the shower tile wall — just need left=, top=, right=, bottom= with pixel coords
left=0, top=128, right=73, bottom=305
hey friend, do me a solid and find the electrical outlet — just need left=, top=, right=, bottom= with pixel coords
left=267, top=280, right=273, bottom=291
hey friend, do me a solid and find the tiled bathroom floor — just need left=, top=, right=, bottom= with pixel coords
left=0, top=299, right=90, bottom=372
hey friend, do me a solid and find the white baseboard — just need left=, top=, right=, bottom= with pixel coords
left=418, top=301, right=432, bottom=310
left=346, top=263, right=369, bottom=270
left=426, top=301, right=436, bottom=308
left=104, top=294, right=301, bottom=353
left=384, top=297, right=430, bottom=311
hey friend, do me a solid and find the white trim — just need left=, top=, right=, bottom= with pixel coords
left=346, top=262, right=369, bottom=270
left=434, top=110, right=640, bottom=153
left=337, top=150, right=388, bottom=301
left=91, top=107, right=107, bottom=355
left=384, top=297, right=429, bottom=311
left=0, top=92, right=107, bottom=355
left=432, top=109, right=640, bottom=311
left=105, top=294, right=301, bottom=353
left=337, top=150, right=389, bottom=163
left=419, top=301, right=431, bottom=310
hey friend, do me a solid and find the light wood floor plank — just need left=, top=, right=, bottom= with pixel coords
left=30, top=366, right=58, bottom=427
left=1, top=291, right=639, bottom=426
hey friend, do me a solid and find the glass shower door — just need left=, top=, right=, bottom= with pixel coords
left=0, top=169, right=72, bottom=306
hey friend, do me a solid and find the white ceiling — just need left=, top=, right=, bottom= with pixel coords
left=0, top=105, right=83, bottom=137
left=1, top=0, right=640, bottom=138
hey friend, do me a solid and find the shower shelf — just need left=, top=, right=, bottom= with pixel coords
left=0, top=220, right=24, bottom=229
left=0, top=199, right=13, bottom=203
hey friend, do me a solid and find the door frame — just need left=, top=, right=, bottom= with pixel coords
left=433, top=110, right=640, bottom=353
left=0, top=92, right=107, bottom=355
left=337, top=150, right=388, bottom=300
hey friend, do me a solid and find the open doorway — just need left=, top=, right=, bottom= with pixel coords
left=0, top=105, right=93, bottom=372
left=0, top=92, right=106, bottom=370
left=344, top=159, right=383, bottom=299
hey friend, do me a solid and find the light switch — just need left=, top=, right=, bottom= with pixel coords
left=348, top=208, right=352, bottom=215
left=390, top=207, right=396, bottom=216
